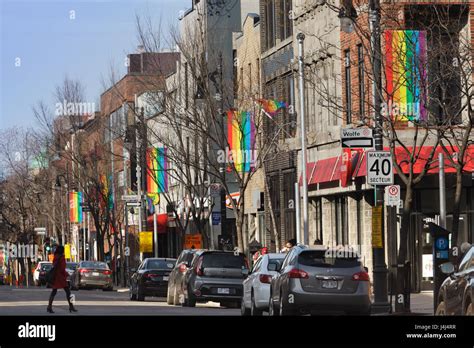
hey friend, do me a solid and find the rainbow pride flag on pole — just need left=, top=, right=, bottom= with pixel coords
left=257, top=99, right=287, bottom=117
left=69, top=191, right=83, bottom=223
left=146, top=147, right=168, bottom=197
left=385, top=30, right=427, bottom=121
left=227, top=110, right=255, bottom=172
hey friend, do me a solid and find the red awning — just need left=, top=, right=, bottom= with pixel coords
left=302, top=145, right=474, bottom=185
left=353, top=145, right=474, bottom=177
left=146, top=213, right=168, bottom=234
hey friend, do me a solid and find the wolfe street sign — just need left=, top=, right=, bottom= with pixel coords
left=340, top=128, right=374, bottom=148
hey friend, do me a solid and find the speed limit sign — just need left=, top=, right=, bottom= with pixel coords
left=367, top=151, right=394, bottom=185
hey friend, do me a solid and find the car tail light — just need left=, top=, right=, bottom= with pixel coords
left=288, top=268, right=309, bottom=279
left=103, top=270, right=112, bottom=275
left=79, top=268, right=89, bottom=274
left=179, top=263, right=188, bottom=273
left=352, top=272, right=370, bottom=281
left=259, top=274, right=272, bottom=284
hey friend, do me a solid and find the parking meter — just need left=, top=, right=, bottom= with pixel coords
left=428, top=222, right=451, bottom=312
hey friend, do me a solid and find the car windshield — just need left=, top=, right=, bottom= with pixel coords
left=81, top=261, right=108, bottom=269
left=41, top=264, right=52, bottom=271
left=146, top=260, right=176, bottom=270
left=298, top=250, right=361, bottom=268
left=202, top=253, right=246, bottom=269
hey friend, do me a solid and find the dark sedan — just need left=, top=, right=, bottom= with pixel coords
left=70, top=261, right=113, bottom=291
left=129, top=258, right=176, bottom=301
left=436, top=244, right=474, bottom=315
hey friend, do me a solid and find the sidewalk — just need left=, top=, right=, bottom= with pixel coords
left=389, top=291, right=434, bottom=315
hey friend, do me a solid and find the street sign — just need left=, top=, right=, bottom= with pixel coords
left=371, top=206, right=383, bottom=248
left=341, top=128, right=373, bottom=148
left=212, top=212, right=221, bottom=225
left=34, top=227, right=46, bottom=235
left=367, top=151, right=394, bottom=185
left=126, top=202, right=141, bottom=207
left=184, top=234, right=202, bottom=249
left=386, top=185, right=400, bottom=207
left=121, top=194, right=140, bottom=202
left=139, top=232, right=153, bottom=253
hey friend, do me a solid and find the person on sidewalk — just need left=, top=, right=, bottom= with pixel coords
left=47, top=245, right=78, bottom=313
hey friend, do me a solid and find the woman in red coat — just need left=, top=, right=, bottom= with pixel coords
left=47, top=245, right=78, bottom=313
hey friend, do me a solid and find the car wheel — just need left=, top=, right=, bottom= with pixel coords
left=268, top=296, right=279, bottom=316
left=465, top=301, right=473, bottom=316
left=251, top=293, right=263, bottom=316
left=167, top=286, right=174, bottom=305
left=241, top=297, right=250, bottom=316
left=435, top=300, right=446, bottom=316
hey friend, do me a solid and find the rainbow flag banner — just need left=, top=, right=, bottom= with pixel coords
left=69, top=191, right=83, bottom=223
left=146, top=147, right=168, bottom=195
left=100, top=174, right=114, bottom=209
left=385, top=30, right=427, bottom=122
left=257, top=99, right=287, bottom=117
left=227, top=110, right=256, bottom=172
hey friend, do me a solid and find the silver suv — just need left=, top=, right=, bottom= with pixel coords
left=182, top=251, right=249, bottom=308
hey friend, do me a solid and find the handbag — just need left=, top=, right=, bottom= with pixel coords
left=45, top=265, right=56, bottom=285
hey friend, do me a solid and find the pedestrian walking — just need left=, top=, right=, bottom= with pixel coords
left=46, top=245, right=78, bottom=313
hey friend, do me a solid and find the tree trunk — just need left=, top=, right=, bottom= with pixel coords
left=395, top=183, right=413, bottom=313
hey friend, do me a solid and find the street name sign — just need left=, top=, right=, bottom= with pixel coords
left=121, top=194, right=140, bottom=202
left=367, top=151, right=394, bottom=185
left=386, top=185, right=400, bottom=207
left=341, top=128, right=373, bottom=148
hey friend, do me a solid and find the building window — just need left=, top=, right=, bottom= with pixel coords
left=357, top=44, right=365, bottom=121
left=314, top=197, right=323, bottom=244
left=344, top=50, right=352, bottom=124
left=280, top=0, right=293, bottom=41
left=265, top=0, right=276, bottom=49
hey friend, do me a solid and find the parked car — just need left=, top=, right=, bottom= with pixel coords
left=129, top=258, right=176, bottom=301
left=436, top=244, right=474, bottom=315
left=181, top=250, right=249, bottom=308
left=167, top=249, right=203, bottom=305
left=268, top=245, right=371, bottom=315
left=66, top=262, right=78, bottom=286
left=70, top=261, right=113, bottom=291
left=33, top=261, right=52, bottom=286
left=241, top=253, right=285, bottom=315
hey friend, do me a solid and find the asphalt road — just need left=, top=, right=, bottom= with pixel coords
left=0, top=285, right=240, bottom=316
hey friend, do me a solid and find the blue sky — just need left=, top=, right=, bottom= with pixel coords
left=0, top=0, right=191, bottom=129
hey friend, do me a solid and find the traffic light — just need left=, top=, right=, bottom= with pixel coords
left=44, top=237, right=51, bottom=254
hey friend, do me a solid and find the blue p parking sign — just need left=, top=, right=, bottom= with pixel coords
left=435, top=237, right=448, bottom=251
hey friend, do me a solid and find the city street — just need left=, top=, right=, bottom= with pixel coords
left=0, top=286, right=239, bottom=316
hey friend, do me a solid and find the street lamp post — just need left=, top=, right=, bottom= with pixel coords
left=369, top=0, right=391, bottom=314
left=297, top=33, right=309, bottom=246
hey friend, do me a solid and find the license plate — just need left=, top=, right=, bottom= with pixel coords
left=92, top=272, right=99, bottom=277
left=321, top=280, right=338, bottom=289
left=217, top=288, right=230, bottom=294
left=163, top=276, right=169, bottom=281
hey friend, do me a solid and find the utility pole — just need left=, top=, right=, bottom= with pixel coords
left=297, top=33, right=309, bottom=246
left=369, top=0, right=391, bottom=314
left=439, top=153, right=446, bottom=229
